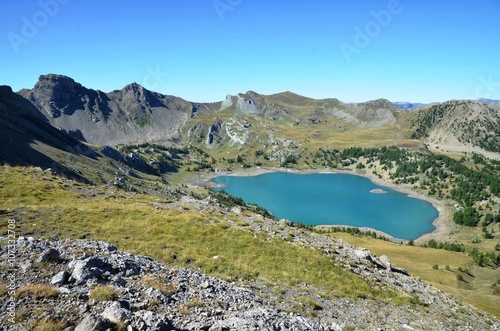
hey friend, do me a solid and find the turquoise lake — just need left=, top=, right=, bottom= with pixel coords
left=212, top=172, right=438, bottom=240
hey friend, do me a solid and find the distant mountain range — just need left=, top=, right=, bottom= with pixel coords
left=392, top=102, right=436, bottom=111
left=393, top=98, right=500, bottom=111
left=477, top=98, right=500, bottom=106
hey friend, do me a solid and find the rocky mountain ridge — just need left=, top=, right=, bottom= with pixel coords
left=19, top=74, right=217, bottom=146
left=11, top=74, right=500, bottom=159
left=16, top=75, right=406, bottom=147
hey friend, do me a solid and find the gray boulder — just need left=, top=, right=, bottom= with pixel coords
left=133, top=310, right=171, bottom=331
left=102, top=301, right=132, bottom=324
left=145, top=287, right=169, bottom=304
left=68, top=257, right=111, bottom=285
left=37, top=248, right=60, bottom=263
left=50, top=270, right=68, bottom=286
left=75, top=313, right=110, bottom=331
left=379, top=255, right=392, bottom=270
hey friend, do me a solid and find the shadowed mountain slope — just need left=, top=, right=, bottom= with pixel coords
left=0, top=85, right=94, bottom=179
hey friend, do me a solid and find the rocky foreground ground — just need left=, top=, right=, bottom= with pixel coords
left=0, top=229, right=498, bottom=330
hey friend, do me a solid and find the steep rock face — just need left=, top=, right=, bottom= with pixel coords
left=19, top=74, right=214, bottom=146
left=21, top=74, right=103, bottom=118
left=412, top=100, right=500, bottom=154
left=186, top=120, right=227, bottom=149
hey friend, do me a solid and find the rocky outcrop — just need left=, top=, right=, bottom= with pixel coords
left=186, top=120, right=227, bottom=149
left=219, top=92, right=290, bottom=120
left=205, top=122, right=224, bottom=148
left=100, top=146, right=156, bottom=175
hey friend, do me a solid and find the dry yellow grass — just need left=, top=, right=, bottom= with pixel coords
left=15, top=284, right=60, bottom=299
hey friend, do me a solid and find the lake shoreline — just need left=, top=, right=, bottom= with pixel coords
left=189, top=167, right=452, bottom=243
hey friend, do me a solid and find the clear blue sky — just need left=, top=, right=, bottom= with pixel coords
left=1, top=0, right=499, bottom=103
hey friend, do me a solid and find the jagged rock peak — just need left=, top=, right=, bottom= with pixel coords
left=122, top=82, right=146, bottom=93
left=35, top=74, right=84, bottom=91
left=32, top=74, right=90, bottom=108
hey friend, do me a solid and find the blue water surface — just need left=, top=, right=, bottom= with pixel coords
left=212, top=172, right=438, bottom=240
